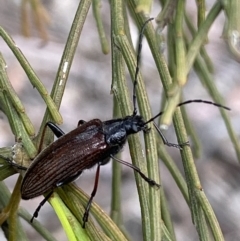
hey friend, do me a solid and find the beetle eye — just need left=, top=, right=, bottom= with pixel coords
left=132, top=125, right=138, bottom=133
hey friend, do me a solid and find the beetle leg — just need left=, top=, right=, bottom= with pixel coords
left=153, top=122, right=189, bottom=149
left=31, top=191, right=53, bottom=223
left=38, top=122, right=65, bottom=153
left=110, top=154, right=160, bottom=188
left=46, top=122, right=65, bottom=138
left=78, top=120, right=86, bottom=126
left=30, top=171, right=83, bottom=223
left=82, top=162, right=101, bottom=228
left=100, top=157, right=110, bottom=166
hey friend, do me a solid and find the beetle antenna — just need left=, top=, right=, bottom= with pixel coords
left=144, top=99, right=230, bottom=125
left=132, top=18, right=154, bottom=116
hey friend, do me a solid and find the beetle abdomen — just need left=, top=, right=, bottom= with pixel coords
left=21, top=119, right=108, bottom=199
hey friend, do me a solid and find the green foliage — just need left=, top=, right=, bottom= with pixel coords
left=0, top=0, right=239, bottom=241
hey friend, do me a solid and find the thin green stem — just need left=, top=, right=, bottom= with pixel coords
left=0, top=54, right=34, bottom=136
left=115, top=33, right=161, bottom=241
left=181, top=104, right=201, bottom=158
left=110, top=101, right=122, bottom=225
left=57, top=188, right=106, bottom=241
left=173, top=109, right=212, bottom=240
left=0, top=165, right=16, bottom=181
left=0, top=27, right=62, bottom=124
left=0, top=53, right=37, bottom=158
left=194, top=55, right=240, bottom=162
left=0, top=182, right=28, bottom=241
left=8, top=175, right=22, bottom=241
left=110, top=2, right=150, bottom=240
left=38, top=0, right=92, bottom=146
left=196, top=0, right=206, bottom=29
left=18, top=207, right=57, bottom=241
left=185, top=10, right=214, bottom=73
left=111, top=1, right=162, bottom=241
left=161, top=220, right=175, bottom=241
left=186, top=1, right=222, bottom=73
left=160, top=187, right=176, bottom=241
left=93, top=0, right=109, bottom=54
left=174, top=0, right=186, bottom=86
left=196, top=190, right=224, bottom=241
left=61, top=184, right=127, bottom=241
left=49, top=192, right=89, bottom=241
left=157, top=143, right=189, bottom=204
left=112, top=13, right=162, bottom=241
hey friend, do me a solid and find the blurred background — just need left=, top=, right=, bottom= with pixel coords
left=0, top=0, right=240, bottom=240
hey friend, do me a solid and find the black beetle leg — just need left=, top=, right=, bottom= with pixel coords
left=46, top=122, right=65, bottom=138
left=31, top=191, right=53, bottom=223
left=78, top=120, right=86, bottom=126
left=153, top=122, right=189, bottom=150
left=110, top=154, right=160, bottom=188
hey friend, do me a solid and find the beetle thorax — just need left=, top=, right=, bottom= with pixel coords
left=103, top=115, right=146, bottom=147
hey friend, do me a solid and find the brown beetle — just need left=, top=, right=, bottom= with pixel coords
left=20, top=18, right=230, bottom=228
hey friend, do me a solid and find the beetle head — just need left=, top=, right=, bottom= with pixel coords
left=124, top=115, right=147, bottom=135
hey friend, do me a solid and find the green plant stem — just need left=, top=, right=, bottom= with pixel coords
left=37, top=0, right=91, bottom=148
left=111, top=2, right=161, bottom=240
left=110, top=98, right=122, bottom=225
left=167, top=21, right=176, bottom=77
left=161, top=220, right=175, bottom=241
left=49, top=192, right=89, bottom=241
left=158, top=0, right=186, bottom=128
left=173, top=109, right=219, bottom=241
left=127, top=1, right=180, bottom=128
left=160, top=187, right=176, bottom=241
left=157, top=143, right=189, bottom=204
left=127, top=1, right=172, bottom=87
left=0, top=54, right=37, bottom=158
left=196, top=0, right=206, bottom=28
left=181, top=104, right=201, bottom=158
left=110, top=44, right=135, bottom=241
left=58, top=187, right=106, bottom=241
left=196, top=190, right=225, bottom=241
left=174, top=0, right=186, bottom=86
left=126, top=6, right=227, bottom=240
left=135, top=0, right=153, bottom=14
left=110, top=4, right=130, bottom=232
left=0, top=164, right=16, bottom=181
left=18, top=207, right=57, bottom=241
left=111, top=12, right=152, bottom=241
left=62, top=184, right=127, bottom=241
left=115, top=32, right=161, bottom=241
left=184, top=13, right=214, bottom=73
left=8, top=175, right=22, bottom=241
left=194, top=55, right=240, bottom=162
left=110, top=161, right=122, bottom=224
left=0, top=27, right=62, bottom=125
left=0, top=53, right=35, bottom=136
left=0, top=182, right=27, bottom=241
left=184, top=8, right=237, bottom=162
left=2, top=92, right=37, bottom=158
left=156, top=0, right=177, bottom=30
left=110, top=34, right=133, bottom=241
left=93, top=0, right=109, bottom=54
left=186, top=1, right=222, bottom=73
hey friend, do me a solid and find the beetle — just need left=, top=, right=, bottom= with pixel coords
left=20, top=18, right=230, bottom=228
